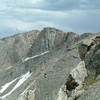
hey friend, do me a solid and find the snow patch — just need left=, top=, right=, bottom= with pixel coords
left=5, top=66, right=13, bottom=70
left=0, top=78, right=17, bottom=94
left=23, top=51, right=49, bottom=62
left=0, top=71, right=32, bottom=99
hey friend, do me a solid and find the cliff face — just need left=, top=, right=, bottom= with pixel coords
left=27, top=28, right=78, bottom=56
left=59, top=34, right=100, bottom=100
left=0, top=27, right=99, bottom=100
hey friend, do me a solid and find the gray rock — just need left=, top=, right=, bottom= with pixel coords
left=78, top=43, right=89, bottom=60
left=64, top=61, right=87, bottom=100
left=57, top=88, right=68, bottom=100
left=70, top=61, right=87, bottom=85
left=78, top=80, right=100, bottom=100
left=0, top=28, right=99, bottom=100
left=18, top=89, right=36, bottom=100
left=85, top=44, right=100, bottom=78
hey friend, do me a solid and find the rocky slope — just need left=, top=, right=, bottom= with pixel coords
left=0, top=27, right=99, bottom=100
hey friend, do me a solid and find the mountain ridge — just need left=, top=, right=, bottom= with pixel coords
left=0, top=27, right=100, bottom=100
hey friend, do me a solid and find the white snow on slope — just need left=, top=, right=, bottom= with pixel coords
left=23, top=51, right=49, bottom=62
left=5, top=66, right=13, bottom=71
left=0, top=71, right=32, bottom=99
left=0, top=78, right=17, bottom=94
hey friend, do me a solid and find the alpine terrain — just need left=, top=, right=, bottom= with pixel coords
left=0, top=27, right=100, bottom=100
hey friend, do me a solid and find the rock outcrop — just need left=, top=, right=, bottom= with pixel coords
left=78, top=35, right=100, bottom=79
left=77, top=35, right=100, bottom=100
left=56, top=34, right=100, bottom=100
left=85, top=44, right=100, bottom=78
left=18, top=89, right=36, bottom=100
left=58, top=61, right=87, bottom=100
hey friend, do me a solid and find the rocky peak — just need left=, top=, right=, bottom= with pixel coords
left=40, top=28, right=79, bottom=49
left=27, top=27, right=78, bottom=56
left=41, top=27, right=67, bottom=49
left=0, top=28, right=100, bottom=100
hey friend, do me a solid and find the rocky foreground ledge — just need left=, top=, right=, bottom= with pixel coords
left=0, top=27, right=100, bottom=100
left=57, top=35, right=100, bottom=100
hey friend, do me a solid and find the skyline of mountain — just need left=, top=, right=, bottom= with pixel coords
left=0, top=0, right=100, bottom=38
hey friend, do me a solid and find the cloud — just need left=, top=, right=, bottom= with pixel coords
left=44, top=0, right=100, bottom=10
left=1, top=0, right=100, bottom=11
left=0, top=0, right=100, bottom=38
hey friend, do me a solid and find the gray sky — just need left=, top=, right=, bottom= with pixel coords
left=0, top=0, right=100, bottom=38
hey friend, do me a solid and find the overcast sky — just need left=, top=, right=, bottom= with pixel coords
left=0, top=0, right=100, bottom=38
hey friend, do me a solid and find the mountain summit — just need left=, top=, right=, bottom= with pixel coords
left=0, top=28, right=100, bottom=100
